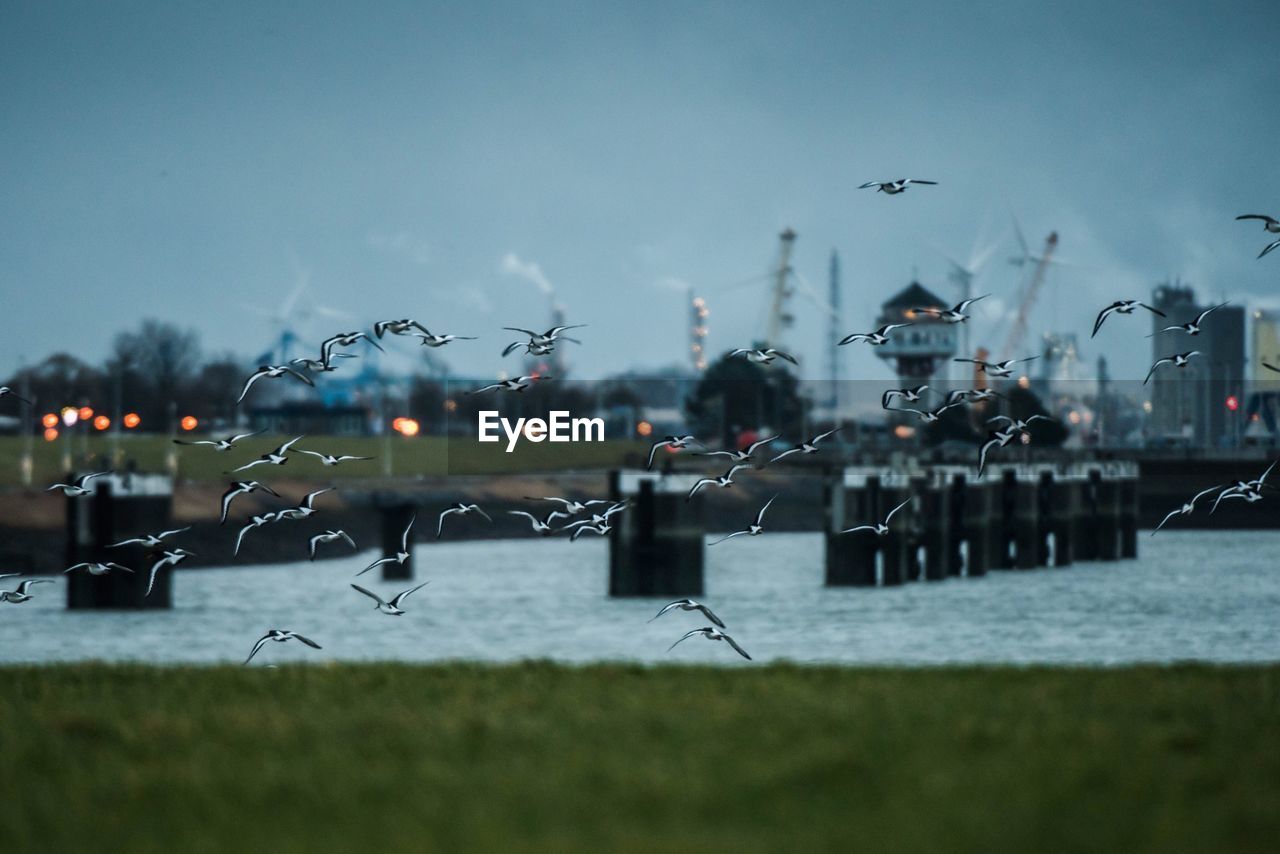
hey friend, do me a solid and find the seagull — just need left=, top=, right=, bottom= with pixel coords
left=646, top=435, right=703, bottom=469
left=235, top=513, right=280, bottom=556
left=350, top=581, right=429, bottom=616
left=145, top=548, right=194, bottom=596
left=839, top=497, right=912, bottom=536
left=699, top=435, right=778, bottom=463
left=373, top=318, right=430, bottom=339
left=309, top=529, right=356, bottom=560
left=277, top=488, right=333, bottom=521
left=987, top=414, right=1055, bottom=435
left=436, top=503, right=492, bottom=538
left=1209, top=459, right=1277, bottom=514
left=768, top=428, right=843, bottom=463
left=290, top=353, right=356, bottom=374
left=648, top=598, right=726, bottom=629
left=1148, top=303, right=1227, bottom=338
left=858, top=178, right=937, bottom=195
left=882, top=385, right=930, bottom=409
left=236, top=365, right=314, bottom=404
left=0, top=579, right=52, bottom=604
left=687, top=464, right=751, bottom=501
left=320, top=331, right=385, bottom=364
left=507, top=510, right=567, bottom=535
left=911, top=295, right=989, bottom=324
left=839, top=323, right=913, bottom=346
left=1237, top=214, right=1280, bottom=233
left=230, top=436, right=303, bottom=472
left=728, top=348, right=798, bottom=365
left=0, top=386, right=32, bottom=405
left=954, top=356, right=1038, bottom=378
left=523, top=496, right=609, bottom=515
left=1152, top=486, right=1222, bottom=535
left=296, top=449, right=373, bottom=466
left=501, top=339, right=558, bottom=357
left=1258, top=239, right=1280, bottom=258
left=220, top=481, right=280, bottom=525
left=410, top=330, right=478, bottom=348
left=47, top=471, right=110, bottom=497
left=977, top=428, right=1019, bottom=476
left=107, top=526, right=191, bottom=549
left=1091, top=300, right=1166, bottom=337
left=64, top=561, right=134, bottom=576
left=895, top=402, right=960, bottom=424
left=502, top=324, right=585, bottom=348
left=244, top=629, right=322, bottom=665
left=173, top=430, right=262, bottom=451
left=563, top=501, right=630, bottom=529
left=569, top=522, right=611, bottom=541
left=668, top=627, right=752, bottom=660
left=357, top=513, right=414, bottom=576
left=708, top=495, right=775, bottom=545
left=944, top=388, right=1005, bottom=406
left=467, top=375, right=549, bottom=394
left=1144, top=351, right=1201, bottom=385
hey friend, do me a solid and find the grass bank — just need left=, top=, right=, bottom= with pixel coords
left=1, top=663, right=1278, bottom=852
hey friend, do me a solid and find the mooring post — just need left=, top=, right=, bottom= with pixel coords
left=1036, top=469, right=1054, bottom=566
left=921, top=472, right=950, bottom=581
left=879, top=478, right=912, bottom=586
left=1049, top=471, right=1082, bottom=568
left=1011, top=468, right=1039, bottom=570
left=946, top=471, right=966, bottom=577
left=1118, top=464, right=1139, bottom=559
left=957, top=472, right=991, bottom=577
left=66, top=473, right=174, bottom=609
left=1093, top=467, right=1121, bottom=561
left=379, top=502, right=416, bottom=580
left=825, top=471, right=879, bottom=586
left=609, top=472, right=704, bottom=596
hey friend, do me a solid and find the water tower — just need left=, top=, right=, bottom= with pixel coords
left=875, top=281, right=958, bottom=392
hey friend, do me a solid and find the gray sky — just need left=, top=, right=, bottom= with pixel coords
left=2, top=0, right=1278, bottom=385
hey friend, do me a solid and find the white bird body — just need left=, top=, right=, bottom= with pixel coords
left=954, top=356, right=1037, bottom=378
left=47, top=471, right=110, bottom=497
left=668, top=626, right=752, bottom=660
left=309, top=529, right=356, bottom=560
left=1144, top=351, right=1201, bottom=385
left=708, top=495, right=775, bottom=545
left=244, top=629, right=322, bottom=665
left=65, top=561, right=134, bottom=576
left=351, top=581, right=429, bottom=616
left=173, top=430, right=262, bottom=452
left=649, top=598, right=726, bottom=629
left=729, top=348, right=798, bottom=365
left=840, top=323, right=913, bottom=346
left=436, top=503, right=492, bottom=538
left=858, top=178, right=938, bottom=195
left=296, top=449, right=373, bottom=466
left=277, top=488, right=333, bottom=521
left=220, top=481, right=280, bottom=525
left=230, top=436, right=303, bottom=473
left=687, top=464, right=751, bottom=500
left=840, top=497, right=912, bottom=537
left=768, top=427, right=842, bottom=463
left=1149, top=303, right=1227, bottom=337
left=0, top=579, right=52, bottom=603
left=358, top=513, right=415, bottom=576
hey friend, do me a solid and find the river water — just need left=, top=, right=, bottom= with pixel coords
left=1, top=531, right=1277, bottom=666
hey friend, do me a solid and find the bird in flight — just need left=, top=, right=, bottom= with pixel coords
left=507, top=510, right=567, bottom=535
left=236, top=365, right=314, bottom=404
left=244, top=629, right=322, bottom=665
left=107, top=526, right=191, bottom=549
left=350, top=581, right=430, bottom=616
left=277, top=488, right=333, bottom=522
left=562, top=501, right=629, bottom=531
left=64, top=561, right=134, bottom=576
left=840, top=497, right=912, bottom=537
left=0, top=578, right=52, bottom=604
left=410, top=329, right=478, bottom=348
left=648, top=598, right=726, bottom=629
left=437, top=503, right=492, bottom=538
left=1148, top=303, right=1227, bottom=338
left=295, top=449, right=373, bottom=466
left=668, top=627, right=752, bottom=660
left=0, top=386, right=32, bottom=405
left=1152, top=486, right=1221, bottom=535
left=646, top=435, right=703, bottom=469
left=220, top=481, right=280, bottom=525
left=1091, top=300, right=1165, bottom=338
left=467, top=375, right=549, bottom=394
left=700, top=435, right=778, bottom=464
left=954, top=356, right=1037, bottom=378
left=944, top=388, right=1004, bottom=406
left=729, top=348, right=798, bottom=365
left=522, top=496, right=608, bottom=516
left=882, top=385, right=930, bottom=410
left=569, top=521, right=611, bottom=541
left=320, top=331, right=385, bottom=365
left=708, top=495, right=776, bottom=545
left=290, top=353, right=357, bottom=374
left=858, top=178, right=937, bottom=195
left=47, top=471, right=110, bottom=497
left=373, top=318, right=429, bottom=339
left=235, top=512, right=280, bottom=556
left=977, top=428, right=1019, bottom=476
left=895, top=402, right=960, bottom=424
left=1144, top=351, right=1201, bottom=385
left=840, top=323, right=912, bottom=346
left=173, top=430, right=262, bottom=452
left=1236, top=214, right=1280, bottom=258
left=230, top=436, right=303, bottom=473
left=309, top=529, right=356, bottom=560
left=987, top=414, right=1055, bottom=435
left=910, top=295, right=988, bottom=324
left=503, top=324, right=585, bottom=349
left=768, top=427, right=842, bottom=464
left=145, top=548, right=194, bottom=597
left=358, top=513, right=415, bottom=576
left=687, top=464, right=751, bottom=501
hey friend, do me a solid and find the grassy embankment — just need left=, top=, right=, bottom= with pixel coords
left=1, top=663, right=1278, bottom=853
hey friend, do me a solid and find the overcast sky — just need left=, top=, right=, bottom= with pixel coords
left=2, top=0, right=1278, bottom=385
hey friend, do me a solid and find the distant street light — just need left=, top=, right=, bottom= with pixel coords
left=61, top=407, right=78, bottom=427
left=93, top=415, right=111, bottom=431
left=43, top=427, right=58, bottom=442
left=123, top=412, right=141, bottom=429
left=41, top=413, right=58, bottom=429
left=180, top=415, right=198, bottom=431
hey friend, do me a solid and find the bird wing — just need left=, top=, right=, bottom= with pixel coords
left=468, top=383, right=502, bottom=394
left=391, top=581, right=429, bottom=608
left=687, top=478, right=714, bottom=500
left=234, top=522, right=255, bottom=556
left=106, top=563, right=134, bottom=573
left=810, top=427, right=842, bottom=445
left=244, top=635, right=271, bottom=665
left=1261, top=239, right=1280, bottom=258
left=754, top=495, right=777, bottom=526
left=1144, top=359, right=1171, bottom=385
left=697, top=603, right=727, bottom=629
left=1255, top=458, right=1278, bottom=487
left=953, top=358, right=983, bottom=365
left=646, top=440, right=669, bottom=469
left=838, top=333, right=871, bottom=345
left=746, top=435, right=779, bottom=454
left=883, top=497, right=912, bottom=524
left=707, top=530, right=750, bottom=546
left=1237, top=214, right=1279, bottom=225
left=296, top=449, right=327, bottom=461
left=473, top=506, right=493, bottom=523
left=1264, top=362, right=1280, bottom=373
left=291, top=633, right=322, bottom=649
left=839, top=525, right=877, bottom=534
left=722, top=634, right=753, bottom=660
left=857, top=181, right=883, bottom=189
left=236, top=369, right=269, bottom=403
left=667, top=629, right=705, bottom=652
left=978, top=437, right=1003, bottom=475
left=350, top=584, right=388, bottom=607
left=1152, top=507, right=1183, bottom=535
left=219, top=485, right=245, bottom=524
left=228, top=430, right=263, bottom=444
left=436, top=508, right=458, bottom=538
left=356, top=557, right=393, bottom=576
left=402, top=514, right=416, bottom=550
left=1138, top=303, right=1166, bottom=317
left=904, top=179, right=937, bottom=185
left=503, top=327, right=540, bottom=338
left=64, top=563, right=91, bottom=573
left=769, top=447, right=803, bottom=464
left=158, top=527, right=192, bottom=540
left=725, top=463, right=751, bottom=480
left=308, top=535, right=322, bottom=560
left=882, top=323, right=913, bottom=333
left=773, top=350, right=799, bottom=364
left=277, top=436, right=304, bottom=454
left=648, top=601, right=684, bottom=622
left=302, top=488, right=332, bottom=509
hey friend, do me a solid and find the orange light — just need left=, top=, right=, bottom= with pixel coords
left=41, top=413, right=58, bottom=429
left=43, top=427, right=58, bottom=442
left=395, top=418, right=420, bottom=437
left=180, top=416, right=198, bottom=431
left=636, top=420, right=653, bottom=437
left=893, top=424, right=916, bottom=439
left=123, top=413, right=141, bottom=429
left=391, top=417, right=406, bottom=432
left=78, top=406, right=94, bottom=421
left=93, top=415, right=111, bottom=431
left=1226, top=395, right=1239, bottom=412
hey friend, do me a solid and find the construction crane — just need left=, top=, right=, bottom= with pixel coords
left=1001, top=231, right=1059, bottom=361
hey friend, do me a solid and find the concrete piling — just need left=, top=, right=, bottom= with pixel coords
left=920, top=473, right=951, bottom=581
left=66, top=473, right=174, bottom=609
left=1119, top=466, right=1139, bottom=559
left=826, top=473, right=879, bottom=586
left=609, top=473, right=704, bottom=597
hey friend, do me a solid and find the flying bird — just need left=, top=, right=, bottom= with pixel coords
left=699, top=435, right=778, bottom=464
left=1148, top=303, right=1227, bottom=337
left=172, top=430, right=262, bottom=452
left=708, top=495, right=776, bottom=545
left=522, top=496, right=608, bottom=515
left=1264, top=362, right=1280, bottom=374
left=954, top=356, right=1038, bottom=378
left=501, top=340, right=557, bottom=357
left=839, top=323, right=913, bottom=346
left=0, top=387, right=32, bottom=405
left=977, top=428, right=1018, bottom=476
left=1144, top=351, right=1201, bottom=385
left=107, top=526, right=191, bottom=549
left=235, top=513, right=280, bottom=556
left=350, top=581, right=430, bottom=616
left=64, top=561, right=134, bottom=576
left=1152, top=486, right=1222, bottom=535
left=910, top=295, right=989, bottom=324
left=858, top=178, right=937, bottom=195
left=840, top=497, right=912, bottom=537
left=1091, top=300, right=1165, bottom=338
left=882, top=385, right=930, bottom=409
left=945, top=388, right=1005, bottom=406
left=145, top=548, right=194, bottom=596
left=357, top=513, right=415, bottom=576
left=728, top=348, right=798, bottom=365
left=277, top=488, right=333, bottom=521
left=668, top=627, right=752, bottom=660
left=373, top=318, right=430, bottom=338
left=467, top=375, right=549, bottom=394
left=562, top=501, right=629, bottom=530
left=410, top=329, right=478, bottom=348
left=290, top=353, right=357, bottom=374
left=768, top=427, right=843, bottom=463
left=502, top=324, right=584, bottom=348
left=244, top=629, right=322, bottom=665
left=236, top=365, right=314, bottom=404
left=436, top=503, right=492, bottom=538
left=309, top=529, right=356, bottom=560
left=568, top=522, right=611, bottom=541
left=895, top=402, right=959, bottom=424
left=687, top=464, right=751, bottom=500
left=47, top=471, right=110, bottom=497
left=320, top=331, right=385, bottom=364
left=220, top=481, right=280, bottom=525
left=648, top=598, right=726, bottom=629
left=296, top=449, right=373, bottom=466
left=987, top=414, right=1055, bottom=435
left=507, top=510, right=567, bottom=535
left=646, top=435, right=703, bottom=469
left=1236, top=215, right=1280, bottom=257
left=0, top=579, right=52, bottom=604
left=230, top=436, right=303, bottom=472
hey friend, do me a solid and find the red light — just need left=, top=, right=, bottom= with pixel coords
left=41, top=413, right=58, bottom=429
left=123, top=413, right=141, bottom=429
left=1226, top=395, right=1239, bottom=412
left=78, top=406, right=94, bottom=421
left=93, top=415, right=111, bottom=431
left=43, top=427, right=58, bottom=442
left=180, top=416, right=198, bottom=431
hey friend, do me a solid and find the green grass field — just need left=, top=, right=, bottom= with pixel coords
left=2, top=663, right=1278, bottom=853
left=0, top=434, right=648, bottom=484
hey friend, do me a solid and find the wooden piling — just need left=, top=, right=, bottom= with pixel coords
left=826, top=473, right=879, bottom=587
